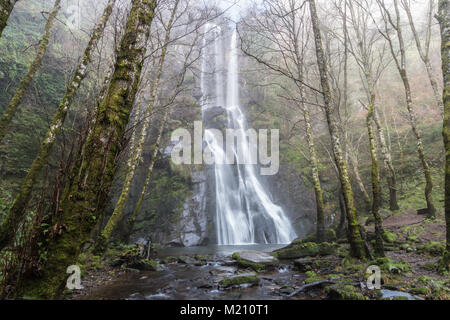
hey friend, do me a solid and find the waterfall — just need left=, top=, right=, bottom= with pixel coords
left=201, top=25, right=297, bottom=245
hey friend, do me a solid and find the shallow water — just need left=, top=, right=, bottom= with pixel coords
left=158, top=244, right=287, bottom=258
left=80, top=244, right=307, bottom=300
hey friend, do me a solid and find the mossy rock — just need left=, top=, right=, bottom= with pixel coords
left=383, top=230, right=397, bottom=243
left=274, top=242, right=337, bottom=260
left=219, top=274, right=259, bottom=287
left=400, top=243, right=414, bottom=252
left=409, top=287, right=431, bottom=296
left=162, top=256, right=178, bottom=264
left=111, top=247, right=160, bottom=271
left=294, top=257, right=314, bottom=272
left=304, top=271, right=325, bottom=284
left=194, top=254, right=212, bottom=261
left=341, top=256, right=364, bottom=274
left=279, top=286, right=295, bottom=295
left=326, top=284, right=368, bottom=300
left=289, top=229, right=337, bottom=244
left=129, top=259, right=160, bottom=271
left=232, top=251, right=278, bottom=272
left=324, top=228, right=337, bottom=242
left=371, top=257, right=412, bottom=274
left=178, top=256, right=197, bottom=264
left=417, top=241, right=445, bottom=256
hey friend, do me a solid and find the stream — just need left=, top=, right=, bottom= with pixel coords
left=80, top=245, right=312, bottom=300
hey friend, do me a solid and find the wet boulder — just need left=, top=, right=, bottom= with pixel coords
left=232, top=251, right=279, bottom=272
left=274, top=242, right=338, bottom=260
left=219, top=273, right=260, bottom=287
left=111, top=247, right=160, bottom=271
left=178, top=256, right=197, bottom=264
left=293, top=257, right=315, bottom=272
left=326, top=283, right=368, bottom=300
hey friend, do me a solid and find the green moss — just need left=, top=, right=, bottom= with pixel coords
left=371, top=257, right=412, bottom=274
left=326, top=284, right=368, bottom=300
left=383, top=230, right=397, bottom=243
left=219, top=275, right=259, bottom=287
left=195, top=254, right=212, bottom=261
left=418, top=241, right=446, bottom=256
left=231, top=252, right=278, bottom=272
left=422, top=262, right=436, bottom=271
left=304, top=271, right=324, bottom=284
left=162, top=256, right=178, bottom=264
left=142, top=259, right=160, bottom=271
left=274, top=241, right=337, bottom=260
left=409, top=287, right=431, bottom=296
left=341, top=256, right=364, bottom=274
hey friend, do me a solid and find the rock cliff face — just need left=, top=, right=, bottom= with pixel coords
left=171, top=170, right=209, bottom=247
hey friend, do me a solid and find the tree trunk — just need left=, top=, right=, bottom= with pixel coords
left=0, top=0, right=19, bottom=37
left=401, top=73, right=436, bottom=219
left=373, top=110, right=399, bottom=210
left=348, top=151, right=372, bottom=210
left=438, top=0, right=450, bottom=270
left=0, top=0, right=61, bottom=143
left=383, top=0, right=436, bottom=218
left=304, top=106, right=326, bottom=242
left=0, top=0, right=116, bottom=252
left=337, top=189, right=347, bottom=238
left=98, top=0, right=178, bottom=248
left=404, top=0, right=444, bottom=114
left=308, top=0, right=367, bottom=259
left=17, top=0, right=157, bottom=299
left=367, top=94, right=385, bottom=257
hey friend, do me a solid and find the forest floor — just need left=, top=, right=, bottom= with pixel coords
left=67, top=210, right=449, bottom=301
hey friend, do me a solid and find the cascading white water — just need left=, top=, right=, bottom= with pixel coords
left=201, top=25, right=297, bottom=245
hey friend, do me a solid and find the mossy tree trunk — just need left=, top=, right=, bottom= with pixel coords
left=98, top=0, right=178, bottom=247
left=309, top=0, right=367, bottom=259
left=0, top=0, right=61, bottom=143
left=367, top=94, right=385, bottom=257
left=373, top=110, right=399, bottom=210
left=304, top=106, right=326, bottom=242
left=348, top=152, right=372, bottom=209
left=17, top=0, right=157, bottom=299
left=0, top=0, right=116, bottom=252
left=438, top=0, right=450, bottom=270
left=0, top=0, right=19, bottom=37
left=378, top=0, right=436, bottom=219
left=292, top=34, right=326, bottom=243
